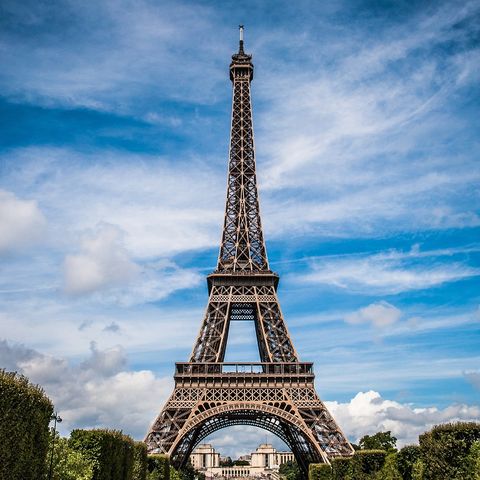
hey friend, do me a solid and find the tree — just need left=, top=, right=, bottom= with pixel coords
left=397, top=445, right=422, bottom=480
left=380, top=453, right=402, bottom=480
left=411, top=460, right=424, bottom=480
left=233, top=460, right=250, bottom=466
left=47, top=433, right=94, bottom=480
left=466, top=441, right=480, bottom=480
left=359, top=431, right=397, bottom=453
left=279, top=460, right=301, bottom=480
left=220, top=457, right=233, bottom=467
left=178, top=461, right=196, bottom=480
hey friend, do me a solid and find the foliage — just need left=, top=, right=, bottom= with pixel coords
left=0, top=369, right=54, bottom=480
left=147, top=454, right=170, bottom=480
left=308, top=463, right=332, bottom=480
left=351, top=450, right=387, bottom=479
left=220, top=457, right=233, bottom=467
left=466, top=441, right=480, bottom=480
left=378, top=453, right=402, bottom=480
left=279, top=460, right=302, bottom=480
left=331, top=457, right=352, bottom=480
left=419, top=422, right=480, bottom=480
left=178, top=461, right=196, bottom=480
left=132, top=442, right=147, bottom=480
left=169, top=467, right=180, bottom=480
left=47, top=433, right=94, bottom=480
left=396, top=445, right=421, bottom=480
left=359, top=432, right=397, bottom=453
left=233, top=460, right=250, bottom=466
left=69, top=428, right=135, bottom=480
left=411, top=460, right=424, bottom=480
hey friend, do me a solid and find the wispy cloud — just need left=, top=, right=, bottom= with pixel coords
left=299, top=245, right=479, bottom=294
left=345, top=302, right=401, bottom=328
left=2, top=147, right=224, bottom=258
left=64, top=223, right=139, bottom=295
left=0, top=189, right=46, bottom=253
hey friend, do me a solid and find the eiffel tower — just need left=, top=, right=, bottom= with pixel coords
left=145, top=27, right=354, bottom=476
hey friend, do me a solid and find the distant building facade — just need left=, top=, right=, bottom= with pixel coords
left=190, top=444, right=220, bottom=470
left=190, top=444, right=294, bottom=478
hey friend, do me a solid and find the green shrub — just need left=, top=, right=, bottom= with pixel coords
left=466, top=441, right=480, bottom=480
left=132, top=442, right=148, bottom=480
left=308, top=463, right=332, bottom=480
left=331, top=457, right=351, bottom=480
left=169, top=467, right=181, bottom=480
left=0, top=369, right=54, bottom=480
left=379, top=453, right=401, bottom=480
left=351, top=450, right=386, bottom=479
left=279, top=460, right=302, bottom=480
left=359, top=432, right=397, bottom=453
left=147, top=454, right=170, bottom=480
left=419, top=422, right=480, bottom=480
left=69, top=428, right=135, bottom=480
left=397, top=445, right=421, bottom=480
left=411, top=460, right=424, bottom=480
left=48, top=433, right=94, bottom=480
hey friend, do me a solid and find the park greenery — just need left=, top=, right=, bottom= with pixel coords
left=1, top=369, right=479, bottom=480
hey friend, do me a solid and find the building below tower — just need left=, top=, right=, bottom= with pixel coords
left=190, top=444, right=295, bottom=479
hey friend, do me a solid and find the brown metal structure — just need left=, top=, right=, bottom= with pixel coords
left=145, top=27, right=353, bottom=477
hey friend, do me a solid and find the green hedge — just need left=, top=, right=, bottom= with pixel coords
left=466, top=441, right=480, bottom=480
left=308, top=463, right=332, bottom=480
left=331, top=457, right=351, bottom=479
left=397, top=445, right=421, bottom=480
left=419, top=422, right=480, bottom=480
left=132, top=442, right=148, bottom=480
left=0, top=369, right=54, bottom=480
left=379, top=453, right=402, bottom=480
left=69, top=429, right=135, bottom=480
left=147, top=454, right=170, bottom=480
left=48, top=433, right=94, bottom=480
left=351, top=450, right=386, bottom=479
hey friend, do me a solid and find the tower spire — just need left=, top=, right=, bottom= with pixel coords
left=219, top=26, right=266, bottom=272
left=239, top=24, right=244, bottom=53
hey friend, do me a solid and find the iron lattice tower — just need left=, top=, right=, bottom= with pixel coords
left=145, top=27, right=353, bottom=476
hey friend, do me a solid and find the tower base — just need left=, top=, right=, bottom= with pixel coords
left=145, top=362, right=353, bottom=476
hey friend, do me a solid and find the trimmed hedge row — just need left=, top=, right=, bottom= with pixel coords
left=309, top=463, right=332, bottom=480
left=396, top=445, right=421, bottom=480
left=133, top=442, right=148, bottom=480
left=0, top=369, right=54, bottom=480
left=307, top=422, right=480, bottom=480
left=147, top=454, right=170, bottom=480
left=419, top=422, right=480, bottom=480
left=308, top=450, right=388, bottom=480
left=69, top=429, right=135, bottom=480
left=331, top=457, right=351, bottom=479
left=351, top=449, right=387, bottom=478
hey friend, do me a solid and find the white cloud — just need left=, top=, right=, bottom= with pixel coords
left=300, top=246, right=479, bottom=294
left=345, top=302, right=401, bottom=328
left=0, top=189, right=46, bottom=254
left=326, top=390, right=480, bottom=446
left=63, top=223, right=202, bottom=301
left=464, top=371, right=480, bottom=390
left=204, top=426, right=288, bottom=459
left=5, top=148, right=223, bottom=259
left=2, top=340, right=172, bottom=439
left=64, top=224, right=139, bottom=294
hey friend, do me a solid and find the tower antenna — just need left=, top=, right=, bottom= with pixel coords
left=239, top=24, right=244, bottom=53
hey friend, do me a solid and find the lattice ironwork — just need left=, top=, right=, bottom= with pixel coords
left=145, top=27, right=353, bottom=478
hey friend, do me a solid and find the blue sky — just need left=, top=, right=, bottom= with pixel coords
left=1, top=0, right=479, bottom=458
